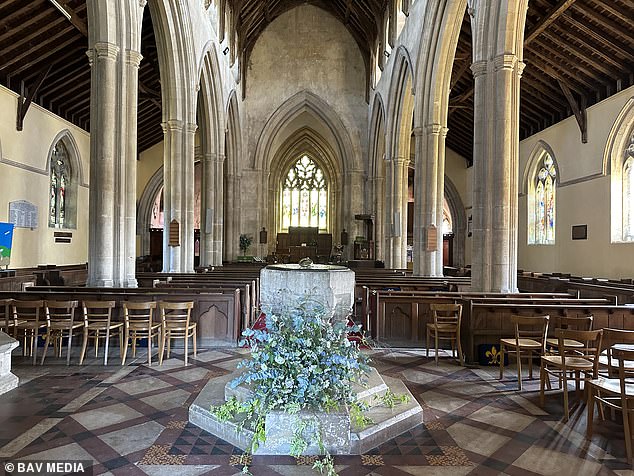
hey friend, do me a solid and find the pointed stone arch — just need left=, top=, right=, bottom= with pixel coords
left=252, top=90, right=357, bottom=258
left=369, top=93, right=387, bottom=261
left=198, top=44, right=226, bottom=266
left=224, top=90, right=242, bottom=261
left=266, top=128, right=343, bottom=241
left=253, top=90, right=355, bottom=174
left=385, top=47, right=415, bottom=269
left=444, top=176, right=466, bottom=267
left=606, top=97, right=634, bottom=242
left=137, top=166, right=165, bottom=257
left=411, top=0, right=467, bottom=277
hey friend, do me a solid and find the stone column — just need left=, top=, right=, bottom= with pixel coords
left=123, top=50, right=142, bottom=287
left=434, top=126, right=448, bottom=276
left=162, top=120, right=183, bottom=273
left=384, top=159, right=394, bottom=267
left=224, top=173, right=235, bottom=262
left=391, top=156, right=409, bottom=269
left=201, top=152, right=225, bottom=266
left=87, top=42, right=118, bottom=287
left=471, top=56, right=524, bottom=292
left=412, top=126, right=440, bottom=276
left=183, top=122, right=197, bottom=272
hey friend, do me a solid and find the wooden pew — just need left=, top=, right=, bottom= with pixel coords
left=463, top=301, right=634, bottom=364
left=3, top=287, right=241, bottom=347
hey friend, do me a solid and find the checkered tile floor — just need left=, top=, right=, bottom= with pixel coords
left=0, top=348, right=631, bottom=475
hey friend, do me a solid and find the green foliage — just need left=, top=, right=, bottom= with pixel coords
left=349, top=402, right=373, bottom=429
left=312, top=454, right=337, bottom=476
left=375, top=389, right=410, bottom=409
left=213, top=297, right=413, bottom=476
left=239, top=234, right=253, bottom=254
left=289, top=420, right=310, bottom=457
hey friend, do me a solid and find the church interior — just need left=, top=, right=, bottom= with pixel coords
left=0, top=0, right=634, bottom=474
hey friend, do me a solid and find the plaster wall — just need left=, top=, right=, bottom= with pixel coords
left=518, top=85, right=634, bottom=278
left=0, top=85, right=90, bottom=268
left=445, top=147, right=472, bottom=265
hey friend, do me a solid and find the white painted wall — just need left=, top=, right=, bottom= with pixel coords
left=0, top=85, right=90, bottom=268
left=518, top=86, right=634, bottom=278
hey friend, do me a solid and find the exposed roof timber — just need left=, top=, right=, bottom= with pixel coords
left=524, top=0, right=577, bottom=44
left=560, top=12, right=634, bottom=63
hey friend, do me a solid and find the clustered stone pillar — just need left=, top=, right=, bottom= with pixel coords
left=471, top=55, right=524, bottom=292
left=412, top=125, right=443, bottom=277
left=391, top=156, right=409, bottom=269
left=201, top=152, right=225, bottom=266
left=224, top=173, right=235, bottom=262
left=162, top=121, right=197, bottom=273
left=87, top=43, right=140, bottom=287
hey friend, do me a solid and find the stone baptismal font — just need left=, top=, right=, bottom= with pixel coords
left=189, top=263, right=423, bottom=455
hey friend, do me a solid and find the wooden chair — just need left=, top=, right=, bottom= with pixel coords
left=122, top=301, right=161, bottom=366
left=158, top=301, right=196, bottom=365
left=0, top=299, right=24, bottom=338
left=13, top=300, right=46, bottom=365
left=500, top=315, right=550, bottom=390
left=41, top=300, right=81, bottom=365
left=587, top=346, right=634, bottom=465
left=540, top=328, right=603, bottom=421
left=599, top=328, right=634, bottom=377
left=80, top=301, right=123, bottom=365
left=426, top=303, right=463, bottom=366
left=546, top=315, right=593, bottom=351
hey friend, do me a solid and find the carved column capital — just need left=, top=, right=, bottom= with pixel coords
left=125, top=50, right=143, bottom=68
left=161, top=119, right=184, bottom=133
left=470, top=60, right=488, bottom=78
left=86, top=42, right=119, bottom=66
left=493, top=54, right=518, bottom=72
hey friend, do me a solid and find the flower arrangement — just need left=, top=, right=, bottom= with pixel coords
left=239, top=233, right=253, bottom=256
left=233, top=299, right=370, bottom=410
left=212, top=297, right=371, bottom=474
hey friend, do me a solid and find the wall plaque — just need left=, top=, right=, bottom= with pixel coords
left=169, top=219, right=180, bottom=247
left=571, top=224, right=587, bottom=240
left=426, top=225, right=438, bottom=251
left=9, top=200, right=38, bottom=229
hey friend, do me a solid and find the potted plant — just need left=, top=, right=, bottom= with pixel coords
left=238, top=234, right=253, bottom=262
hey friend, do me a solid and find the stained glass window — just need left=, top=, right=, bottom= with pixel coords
left=533, top=153, right=557, bottom=244
left=49, top=142, right=70, bottom=228
left=281, top=155, right=328, bottom=231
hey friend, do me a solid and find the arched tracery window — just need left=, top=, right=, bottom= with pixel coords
left=281, top=155, right=328, bottom=231
left=49, top=142, right=71, bottom=228
left=530, top=152, right=557, bottom=244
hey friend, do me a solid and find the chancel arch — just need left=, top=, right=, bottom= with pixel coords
left=607, top=97, right=634, bottom=243
left=253, top=91, right=355, bottom=257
